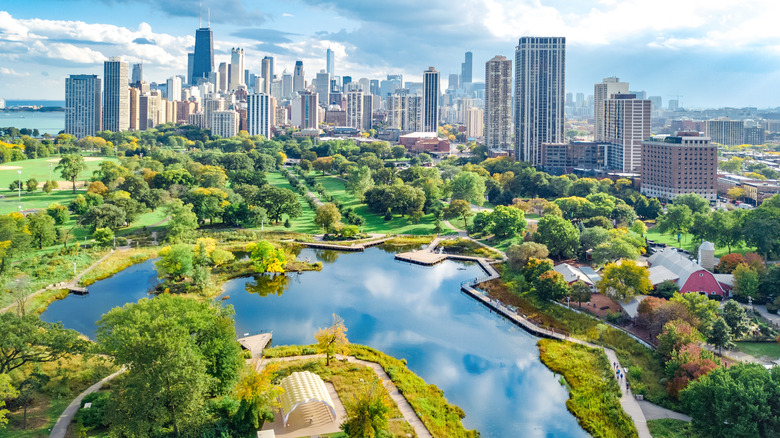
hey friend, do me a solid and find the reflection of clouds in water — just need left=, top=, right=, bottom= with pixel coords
left=366, top=329, right=429, bottom=351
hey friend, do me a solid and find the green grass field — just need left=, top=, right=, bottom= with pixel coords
left=314, top=174, right=451, bottom=235
left=734, top=341, right=780, bottom=360
left=262, top=172, right=319, bottom=234
left=647, top=419, right=697, bottom=438
left=645, top=227, right=756, bottom=257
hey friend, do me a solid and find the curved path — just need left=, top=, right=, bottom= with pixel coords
left=49, top=369, right=125, bottom=438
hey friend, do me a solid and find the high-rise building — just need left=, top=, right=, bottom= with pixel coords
left=346, top=90, right=373, bottom=131
left=291, top=91, right=318, bottom=129
left=594, top=76, right=629, bottom=141
left=203, top=97, right=226, bottom=130
left=514, top=36, right=566, bottom=164
left=466, top=107, right=484, bottom=139
left=648, top=96, right=662, bottom=111
left=484, top=55, right=512, bottom=150
left=211, top=110, right=239, bottom=138
left=326, top=48, right=335, bottom=76
left=128, top=87, right=139, bottom=131
left=230, top=48, right=245, bottom=91
left=315, top=70, right=330, bottom=107
left=187, top=53, right=194, bottom=85
left=604, top=94, right=651, bottom=172
left=461, top=51, right=473, bottom=85
left=261, top=56, right=274, bottom=95
left=247, top=93, right=274, bottom=138
left=282, top=70, right=293, bottom=99
left=388, top=89, right=423, bottom=132
left=131, top=63, right=143, bottom=85
left=293, top=61, right=305, bottom=94
left=65, top=74, right=102, bottom=138
left=704, top=119, right=744, bottom=146
left=192, top=26, right=214, bottom=85
left=166, top=76, right=182, bottom=102
left=370, top=79, right=380, bottom=96
left=138, top=92, right=162, bottom=131
left=744, top=126, right=765, bottom=145
left=217, top=63, right=228, bottom=92
left=641, top=134, right=717, bottom=201
left=103, top=57, right=129, bottom=133
left=422, top=67, right=439, bottom=132
left=448, top=74, right=459, bottom=91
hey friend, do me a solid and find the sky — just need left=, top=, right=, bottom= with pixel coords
left=2, top=0, right=780, bottom=108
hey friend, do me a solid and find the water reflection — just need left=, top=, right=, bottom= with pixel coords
left=244, top=274, right=290, bottom=297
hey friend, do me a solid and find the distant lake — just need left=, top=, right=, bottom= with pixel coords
left=5, top=100, right=65, bottom=107
left=0, top=111, right=64, bottom=135
left=41, top=248, right=589, bottom=438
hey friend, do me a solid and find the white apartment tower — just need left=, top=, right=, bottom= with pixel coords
left=514, top=37, right=566, bottom=165
left=211, top=110, right=239, bottom=138
left=292, top=91, right=318, bottom=129
left=65, top=74, right=102, bottom=138
left=230, top=48, right=245, bottom=91
left=166, top=76, right=182, bottom=102
left=422, top=67, right=439, bottom=132
left=594, top=77, right=629, bottom=141
left=484, top=55, right=512, bottom=149
left=604, top=94, right=651, bottom=172
left=103, top=58, right=129, bottom=133
left=247, top=93, right=274, bottom=139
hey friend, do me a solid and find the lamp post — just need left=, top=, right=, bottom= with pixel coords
left=16, top=170, right=21, bottom=202
left=49, top=163, right=53, bottom=181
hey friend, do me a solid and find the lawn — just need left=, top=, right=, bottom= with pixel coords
left=734, top=341, right=780, bottom=360
left=645, top=226, right=756, bottom=257
left=647, top=419, right=698, bottom=438
left=0, top=189, right=86, bottom=214
left=315, top=174, right=453, bottom=235
left=262, top=171, right=319, bottom=234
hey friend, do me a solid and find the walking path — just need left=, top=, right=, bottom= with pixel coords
left=259, top=354, right=433, bottom=438
left=638, top=400, right=691, bottom=422
left=49, top=369, right=125, bottom=438
left=0, top=249, right=118, bottom=314
left=286, top=171, right=323, bottom=207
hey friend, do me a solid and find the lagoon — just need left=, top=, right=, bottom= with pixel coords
left=41, top=247, right=588, bottom=438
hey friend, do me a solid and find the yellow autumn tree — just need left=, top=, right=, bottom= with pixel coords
left=315, top=314, right=349, bottom=366
left=233, top=362, right=283, bottom=431
left=245, top=240, right=286, bottom=274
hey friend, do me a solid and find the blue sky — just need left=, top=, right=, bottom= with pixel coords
left=2, top=0, right=780, bottom=108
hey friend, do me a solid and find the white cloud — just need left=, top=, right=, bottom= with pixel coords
left=0, top=67, right=29, bottom=77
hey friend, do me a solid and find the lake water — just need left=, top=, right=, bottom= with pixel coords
left=0, top=111, right=64, bottom=136
left=40, top=247, right=588, bottom=438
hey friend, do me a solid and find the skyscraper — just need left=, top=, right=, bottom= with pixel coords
left=484, top=55, right=512, bottom=150
left=65, top=74, right=101, bottom=138
left=131, top=63, right=143, bottom=85
left=422, top=67, right=439, bottom=133
left=514, top=36, right=566, bottom=164
left=230, top=48, right=245, bottom=91
left=192, top=26, right=214, bottom=85
left=292, top=90, right=318, bottom=129
left=103, top=58, right=129, bottom=133
left=315, top=70, right=330, bottom=106
left=461, top=51, right=473, bottom=85
left=293, top=61, right=305, bottom=94
left=166, top=76, right=182, bottom=102
left=604, top=94, right=651, bottom=171
left=282, top=69, right=293, bottom=98
left=326, top=48, right=335, bottom=76
left=247, top=93, right=274, bottom=138
left=594, top=76, right=629, bottom=141
left=217, top=62, right=228, bottom=92
left=261, top=56, right=274, bottom=95
left=187, top=53, right=194, bottom=85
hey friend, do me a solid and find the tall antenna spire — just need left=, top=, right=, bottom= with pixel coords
left=199, top=3, right=202, bottom=28
left=208, top=8, right=211, bottom=28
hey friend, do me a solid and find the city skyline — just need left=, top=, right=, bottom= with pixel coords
left=3, top=1, right=780, bottom=107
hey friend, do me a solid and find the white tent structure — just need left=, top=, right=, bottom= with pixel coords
left=278, top=371, right=336, bottom=428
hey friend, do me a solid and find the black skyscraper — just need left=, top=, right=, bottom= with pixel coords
left=461, top=51, right=473, bottom=85
left=192, top=27, right=214, bottom=85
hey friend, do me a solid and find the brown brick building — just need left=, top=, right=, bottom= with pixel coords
left=640, top=134, right=717, bottom=201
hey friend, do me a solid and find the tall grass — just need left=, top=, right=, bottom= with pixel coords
left=79, top=247, right=158, bottom=286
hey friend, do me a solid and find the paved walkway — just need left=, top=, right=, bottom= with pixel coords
left=638, top=400, right=692, bottom=422
left=752, top=304, right=780, bottom=327
left=0, top=249, right=118, bottom=314
left=603, top=349, right=653, bottom=438
left=260, top=354, right=433, bottom=438
left=49, top=369, right=125, bottom=438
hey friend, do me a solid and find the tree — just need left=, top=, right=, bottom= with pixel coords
left=0, top=373, right=18, bottom=428
left=163, top=199, right=199, bottom=242
left=733, top=263, right=761, bottom=300
left=315, top=203, right=341, bottom=233
left=597, top=260, right=652, bottom=302
left=96, top=295, right=242, bottom=436
left=506, top=242, right=549, bottom=270
left=232, top=363, right=282, bottom=433
left=570, top=281, right=592, bottom=307
left=80, top=203, right=126, bottom=232
left=246, top=240, right=286, bottom=274
left=25, top=177, right=37, bottom=193
left=674, top=193, right=710, bottom=215
left=743, top=207, right=780, bottom=259
left=655, top=280, right=679, bottom=299
left=657, top=319, right=702, bottom=359
left=670, top=291, right=720, bottom=334
left=345, top=165, right=374, bottom=201
left=450, top=171, right=486, bottom=206
left=257, top=186, right=302, bottom=223
left=391, top=145, right=406, bottom=160
left=312, top=156, right=334, bottom=175
left=535, top=215, right=580, bottom=260
left=664, top=344, right=719, bottom=399
left=535, top=270, right=570, bottom=301
left=156, top=244, right=194, bottom=281
left=93, top=227, right=114, bottom=247
left=591, top=239, right=640, bottom=265
left=0, top=313, right=87, bottom=374
left=658, top=204, right=693, bottom=236
left=443, top=199, right=473, bottom=228
left=26, top=212, right=56, bottom=249
left=486, top=205, right=526, bottom=238
left=681, top=363, right=780, bottom=438
left=728, top=187, right=746, bottom=200
left=55, top=154, right=87, bottom=193
left=722, top=300, right=750, bottom=339
left=315, top=314, right=349, bottom=366
left=718, top=156, right=744, bottom=173
left=341, top=378, right=391, bottom=438
left=580, top=226, right=610, bottom=251
left=629, top=219, right=647, bottom=236
left=46, top=203, right=69, bottom=225
left=708, top=316, right=734, bottom=354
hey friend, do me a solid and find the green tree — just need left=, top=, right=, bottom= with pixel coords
left=315, top=203, right=341, bottom=233
left=163, top=199, right=199, bottom=242
left=246, top=240, right=286, bottom=274
left=657, top=319, right=702, bottom=359
left=743, top=207, right=780, bottom=259
left=708, top=316, right=734, bottom=354
left=299, top=158, right=312, bottom=173
left=443, top=199, right=473, bottom=228
left=312, top=156, right=334, bottom=175
left=0, top=313, right=87, bottom=374
left=506, top=242, right=549, bottom=270
left=46, top=203, right=69, bottom=225
left=681, top=363, right=780, bottom=438
left=26, top=212, right=56, bottom=249
left=580, top=226, right=610, bottom=251
left=733, top=263, right=761, bottom=300
left=156, top=244, right=194, bottom=281
left=487, top=205, right=526, bottom=238
left=93, top=227, right=114, bottom=247
left=535, top=270, right=570, bottom=301
left=597, top=260, right=652, bottom=302
left=670, top=291, right=720, bottom=334
left=55, top=154, right=88, bottom=193
left=629, top=220, right=647, bottom=236
left=257, top=186, right=302, bottom=223
left=535, top=215, right=580, bottom=260
left=658, top=204, right=694, bottom=236
left=341, top=378, right=391, bottom=438
left=674, top=193, right=710, bottom=215
left=570, top=281, right=592, bottom=307
left=655, top=280, right=679, bottom=299
left=80, top=204, right=126, bottom=232
left=315, top=313, right=349, bottom=366
left=591, top=239, right=640, bottom=265
left=345, top=165, right=374, bottom=201
left=391, top=145, right=406, bottom=160
left=25, top=178, right=37, bottom=193
left=0, top=373, right=18, bottom=428
left=450, top=171, right=486, bottom=206
left=97, top=295, right=242, bottom=436
left=722, top=300, right=750, bottom=339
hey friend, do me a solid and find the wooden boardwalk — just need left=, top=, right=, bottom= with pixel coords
left=297, top=237, right=392, bottom=252
left=238, top=333, right=272, bottom=358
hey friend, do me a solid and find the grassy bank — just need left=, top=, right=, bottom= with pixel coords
left=264, top=344, right=477, bottom=438
left=648, top=419, right=698, bottom=438
left=733, top=341, right=780, bottom=361
left=79, top=247, right=159, bottom=286
left=538, top=339, right=637, bottom=438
